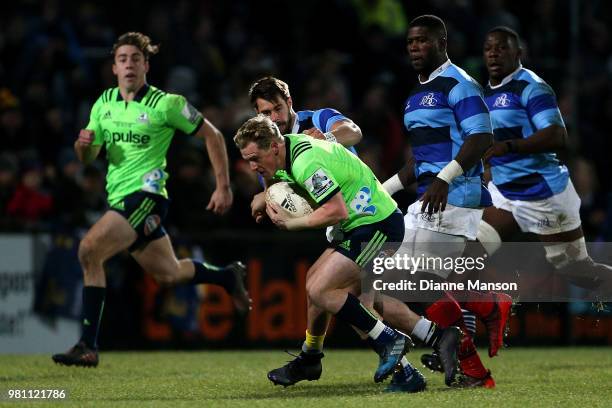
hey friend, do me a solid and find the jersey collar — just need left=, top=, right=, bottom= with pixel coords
left=419, top=59, right=452, bottom=84
left=488, top=64, right=523, bottom=89
left=290, top=112, right=300, bottom=134
left=284, top=135, right=292, bottom=174
left=116, top=84, right=150, bottom=102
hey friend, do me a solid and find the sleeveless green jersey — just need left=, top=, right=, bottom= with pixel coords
left=86, top=85, right=203, bottom=206
left=273, top=134, right=397, bottom=232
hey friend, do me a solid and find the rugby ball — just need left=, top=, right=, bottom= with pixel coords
left=265, top=182, right=314, bottom=218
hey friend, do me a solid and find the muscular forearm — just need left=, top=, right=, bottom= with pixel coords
left=205, top=128, right=231, bottom=189
left=285, top=210, right=346, bottom=231
left=74, top=140, right=98, bottom=165
left=454, top=133, right=492, bottom=171
left=329, top=122, right=362, bottom=148
left=511, top=125, right=567, bottom=155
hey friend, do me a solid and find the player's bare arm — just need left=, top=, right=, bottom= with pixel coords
left=195, top=118, right=233, bottom=215
left=421, top=132, right=492, bottom=214
left=266, top=192, right=348, bottom=231
left=303, top=119, right=362, bottom=148
left=484, top=124, right=567, bottom=160
left=74, top=129, right=102, bottom=165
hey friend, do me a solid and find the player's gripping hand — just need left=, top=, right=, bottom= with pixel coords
left=78, top=129, right=95, bottom=146
left=484, top=141, right=511, bottom=162
left=420, top=178, right=449, bottom=215
left=266, top=201, right=289, bottom=230
left=251, top=191, right=267, bottom=223
left=303, top=127, right=326, bottom=140
left=207, top=186, right=233, bottom=215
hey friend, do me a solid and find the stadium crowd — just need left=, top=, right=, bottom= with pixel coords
left=0, top=0, right=611, bottom=241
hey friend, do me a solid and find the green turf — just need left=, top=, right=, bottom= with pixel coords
left=0, top=348, right=611, bottom=407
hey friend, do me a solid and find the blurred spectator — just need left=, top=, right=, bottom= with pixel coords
left=6, top=159, right=53, bottom=228
left=0, top=153, right=19, bottom=229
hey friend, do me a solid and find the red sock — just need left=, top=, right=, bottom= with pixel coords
left=455, top=290, right=495, bottom=319
left=458, top=334, right=489, bottom=379
left=425, top=291, right=465, bottom=330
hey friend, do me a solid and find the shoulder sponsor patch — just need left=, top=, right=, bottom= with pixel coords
left=181, top=102, right=202, bottom=124
left=304, top=168, right=334, bottom=199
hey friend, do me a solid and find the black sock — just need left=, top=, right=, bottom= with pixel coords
left=190, top=261, right=235, bottom=293
left=80, top=286, right=105, bottom=349
left=335, top=293, right=378, bottom=333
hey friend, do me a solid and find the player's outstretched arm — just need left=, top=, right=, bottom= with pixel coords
left=196, top=118, right=233, bottom=215
left=303, top=119, right=362, bottom=148
left=266, top=192, right=348, bottom=231
left=328, top=120, right=362, bottom=147
left=74, top=129, right=101, bottom=165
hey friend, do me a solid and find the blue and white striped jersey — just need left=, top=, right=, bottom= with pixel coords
left=403, top=60, right=492, bottom=208
left=292, top=109, right=357, bottom=155
left=484, top=66, right=568, bottom=201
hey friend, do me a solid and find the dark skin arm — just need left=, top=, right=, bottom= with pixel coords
left=397, top=149, right=417, bottom=188
left=421, top=132, right=492, bottom=214
left=484, top=124, right=567, bottom=161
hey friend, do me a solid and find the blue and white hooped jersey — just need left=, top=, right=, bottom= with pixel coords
left=403, top=60, right=492, bottom=208
left=484, top=66, right=568, bottom=201
left=293, top=109, right=357, bottom=155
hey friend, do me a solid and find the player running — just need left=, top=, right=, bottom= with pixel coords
left=235, top=115, right=412, bottom=385
left=52, top=32, right=249, bottom=367
left=248, top=78, right=460, bottom=392
left=382, top=15, right=505, bottom=388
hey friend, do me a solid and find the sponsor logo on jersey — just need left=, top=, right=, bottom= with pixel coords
left=103, top=110, right=112, bottom=119
left=103, top=129, right=151, bottom=145
left=419, top=92, right=437, bottom=107
left=305, top=169, right=334, bottom=199
left=181, top=102, right=201, bottom=124
left=339, top=239, right=351, bottom=251
left=137, top=112, right=149, bottom=124
left=493, top=93, right=510, bottom=108
left=144, top=214, right=161, bottom=236
left=350, top=187, right=377, bottom=215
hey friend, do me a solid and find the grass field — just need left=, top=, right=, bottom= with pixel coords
left=1, top=348, right=611, bottom=407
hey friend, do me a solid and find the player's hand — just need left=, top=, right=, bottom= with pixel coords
left=251, top=191, right=267, bottom=223
left=207, top=186, right=233, bottom=215
left=303, top=128, right=326, bottom=140
left=78, top=129, right=95, bottom=146
left=420, top=178, right=449, bottom=215
left=484, top=141, right=510, bottom=162
left=266, top=201, right=289, bottom=230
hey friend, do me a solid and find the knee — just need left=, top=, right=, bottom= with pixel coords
left=78, top=238, right=100, bottom=270
left=149, top=261, right=181, bottom=286
left=306, top=278, right=322, bottom=305
left=152, top=273, right=177, bottom=286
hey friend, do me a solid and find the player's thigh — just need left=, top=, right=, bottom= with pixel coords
left=306, top=251, right=362, bottom=297
left=482, top=205, right=520, bottom=240
left=131, top=235, right=180, bottom=279
left=306, top=247, right=336, bottom=282
left=80, top=210, right=137, bottom=261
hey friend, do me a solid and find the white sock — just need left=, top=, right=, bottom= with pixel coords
left=400, top=356, right=410, bottom=368
left=411, top=317, right=433, bottom=342
left=368, top=320, right=386, bottom=339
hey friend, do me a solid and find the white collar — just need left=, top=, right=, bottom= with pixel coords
left=290, top=112, right=299, bottom=134
left=489, top=64, right=523, bottom=89
left=419, top=59, right=452, bottom=84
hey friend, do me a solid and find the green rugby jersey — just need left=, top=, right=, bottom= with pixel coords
left=86, top=85, right=203, bottom=206
left=273, top=134, right=397, bottom=232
